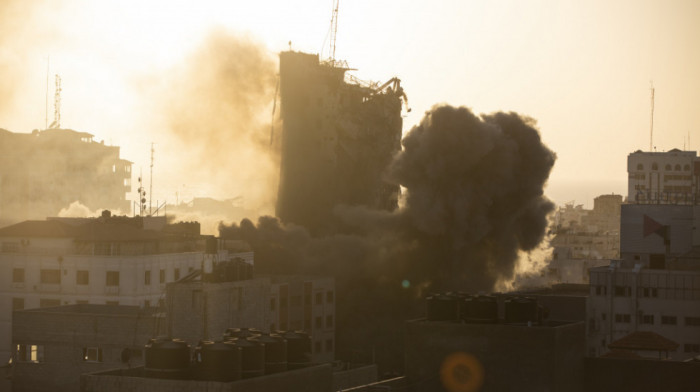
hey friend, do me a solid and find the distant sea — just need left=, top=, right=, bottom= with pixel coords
left=544, top=179, right=627, bottom=209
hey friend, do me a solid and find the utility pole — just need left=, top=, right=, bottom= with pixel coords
left=149, top=143, right=154, bottom=216
left=329, top=0, right=339, bottom=62
left=649, top=82, right=654, bottom=152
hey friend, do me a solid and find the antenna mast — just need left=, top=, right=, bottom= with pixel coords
left=649, top=82, right=654, bottom=152
left=329, top=0, right=339, bottom=62
left=149, top=143, right=154, bottom=216
left=50, top=74, right=62, bottom=129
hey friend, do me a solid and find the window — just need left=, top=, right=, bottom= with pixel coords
left=664, top=164, right=672, bottom=171
left=159, top=269, right=165, bottom=284
left=684, top=344, right=700, bottom=353
left=674, top=164, right=681, bottom=171
left=615, top=314, right=631, bottom=323
left=661, top=316, right=677, bottom=325
left=636, top=163, right=643, bottom=170
left=684, top=164, right=691, bottom=171
left=642, top=287, right=658, bottom=298
left=40, top=269, right=61, bottom=284
left=12, top=298, right=24, bottom=311
left=106, top=271, right=120, bottom=286
left=94, top=243, right=111, bottom=255
left=83, top=347, right=103, bottom=362
left=685, top=317, right=700, bottom=326
left=614, top=286, right=630, bottom=297
left=325, top=339, right=333, bottom=352
left=326, top=315, right=334, bottom=328
left=12, top=268, right=24, bottom=283
left=304, top=282, right=312, bottom=306
left=144, top=270, right=151, bottom=285
left=601, top=313, right=607, bottom=321
left=76, top=270, right=89, bottom=285
left=315, top=292, right=323, bottom=305
left=315, top=316, right=322, bottom=329
left=2, top=242, right=19, bottom=253
left=327, top=291, right=334, bottom=303
left=174, top=268, right=180, bottom=281
left=642, top=315, right=654, bottom=324
left=595, top=286, right=607, bottom=296
left=40, top=298, right=60, bottom=308
left=16, top=344, right=44, bottom=363
left=270, top=298, right=276, bottom=311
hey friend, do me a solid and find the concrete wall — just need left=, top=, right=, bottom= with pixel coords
left=584, top=357, right=700, bottom=392
left=404, top=320, right=585, bottom=392
left=80, top=364, right=334, bottom=392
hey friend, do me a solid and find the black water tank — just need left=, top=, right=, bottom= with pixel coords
left=144, top=337, right=190, bottom=379
left=251, top=333, right=287, bottom=374
left=426, top=293, right=460, bottom=321
left=279, top=331, right=312, bottom=369
left=462, top=295, right=498, bottom=323
left=224, top=327, right=262, bottom=340
left=194, top=340, right=242, bottom=382
left=504, top=296, right=538, bottom=324
left=229, top=337, right=265, bottom=379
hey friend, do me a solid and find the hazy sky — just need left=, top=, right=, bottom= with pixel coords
left=1, top=0, right=698, bottom=210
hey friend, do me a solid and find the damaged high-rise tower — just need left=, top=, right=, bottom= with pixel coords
left=275, top=51, right=406, bottom=233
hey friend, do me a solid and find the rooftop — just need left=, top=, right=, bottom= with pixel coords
left=18, top=304, right=159, bottom=317
left=608, top=331, right=679, bottom=352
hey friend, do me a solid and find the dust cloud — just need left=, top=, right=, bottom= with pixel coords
left=142, top=30, right=279, bottom=218
left=220, top=105, right=556, bottom=368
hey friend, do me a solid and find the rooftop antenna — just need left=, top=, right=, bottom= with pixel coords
left=49, top=74, right=61, bottom=129
left=329, top=0, right=339, bottom=63
left=149, top=143, right=154, bottom=216
left=137, top=170, right=146, bottom=216
left=649, top=81, right=654, bottom=152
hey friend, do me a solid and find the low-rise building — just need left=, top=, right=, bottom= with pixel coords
left=0, top=213, right=251, bottom=362
left=10, top=304, right=163, bottom=392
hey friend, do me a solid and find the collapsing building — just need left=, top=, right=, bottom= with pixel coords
left=0, top=128, right=132, bottom=225
left=275, top=51, right=406, bottom=233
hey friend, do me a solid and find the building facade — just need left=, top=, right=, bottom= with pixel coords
left=627, top=149, right=699, bottom=204
left=275, top=51, right=405, bottom=233
left=10, top=304, right=162, bottom=392
left=0, top=215, right=251, bottom=362
left=167, top=274, right=336, bottom=364
left=0, top=128, right=132, bottom=226
left=586, top=152, right=700, bottom=360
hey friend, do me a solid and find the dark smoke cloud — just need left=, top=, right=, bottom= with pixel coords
left=221, top=104, right=556, bottom=369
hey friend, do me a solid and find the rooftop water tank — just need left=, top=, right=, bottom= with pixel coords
left=144, top=337, right=190, bottom=379
left=229, top=337, right=265, bottom=379
left=224, top=327, right=262, bottom=340
left=426, top=293, right=460, bottom=321
left=251, top=333, right=288, bottom=374
left=279, top=331, right=312, bottom=370
left=504, top=296, right=538, bottom=325
left=461, top=295, right=498, bottom=324
left=194, top=340, right=241, bottom=382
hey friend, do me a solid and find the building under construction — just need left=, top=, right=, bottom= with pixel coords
left=275, top=51, right=406, bottom=233
left=0, top=128, right=132, bottom=225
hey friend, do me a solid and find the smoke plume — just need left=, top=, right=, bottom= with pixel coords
left=221, top=104, right=556, bottom=368
left=144, top=30, right=278, bottom=216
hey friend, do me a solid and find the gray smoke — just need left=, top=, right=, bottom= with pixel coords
left=221, top=105, right=556, bottom=369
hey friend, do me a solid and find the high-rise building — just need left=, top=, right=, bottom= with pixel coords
left=275, top=51, right=405, bottom=233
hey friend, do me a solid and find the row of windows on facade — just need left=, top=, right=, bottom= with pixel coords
left=635, top=163, right=692, bottom=171
left=629, top=173, right=693, bottom=181
left=594, top=339, right=700, bottom=354
left=11, top=297, right=164, bottom=311
left=593, top=285, right=700, bottom=300
left=12, top=267, right=190, bottom=286
left=594, top=313, right=700, bottom=326
left=632, top=184, right=693, bottom=193
left=269, top=291, right=334, bottom=311
left=15, top=344, right=143, bottom=363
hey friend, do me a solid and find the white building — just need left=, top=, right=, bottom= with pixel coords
left=627, top=149, right=699, bottom=204
left=0, top=214, right=252, bottom=362
left=587, top=156, right=700, bottom=360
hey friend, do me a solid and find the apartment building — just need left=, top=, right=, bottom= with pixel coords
left=0, top=213, right=252, bottom=362
left=627, top=149, right=699, bottom=204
